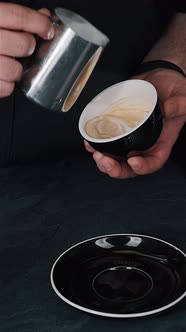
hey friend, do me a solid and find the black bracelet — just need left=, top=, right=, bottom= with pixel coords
left=134, top=60, right=186, bottom=78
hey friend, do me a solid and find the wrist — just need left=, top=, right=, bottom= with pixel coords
left=134, top=60, right=186, bottom=79
left=146, top=56, right=186, bottom=74
left=133, top=69, right=185, bottom=102
left=138, top=68, right=184, bottom=81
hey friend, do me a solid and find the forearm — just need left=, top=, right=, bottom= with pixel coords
left=144, top=13, right=186, bottom=73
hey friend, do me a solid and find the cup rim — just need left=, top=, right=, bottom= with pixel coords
left=79, top=79, right=158, bottom=143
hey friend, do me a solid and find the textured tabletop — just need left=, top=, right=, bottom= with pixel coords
left=0, top=140, right=186, bottom=332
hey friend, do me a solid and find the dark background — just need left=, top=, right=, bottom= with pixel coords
left=0, top=1, right=186, bottom=331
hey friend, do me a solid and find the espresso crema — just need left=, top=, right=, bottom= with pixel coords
left=85, top=97, right=151, bottom=139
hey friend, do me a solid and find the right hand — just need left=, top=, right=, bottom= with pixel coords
left=85, top=69, right=186, bottom=178
left=0, top=3, right=55, bottom=98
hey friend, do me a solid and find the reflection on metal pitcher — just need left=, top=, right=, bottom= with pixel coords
left=18, top=7, right=109, bottom=112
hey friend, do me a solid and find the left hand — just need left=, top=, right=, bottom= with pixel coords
left=84, top=69, right=186, bottom=178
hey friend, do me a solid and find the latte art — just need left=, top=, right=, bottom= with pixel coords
left=85, top=97, right=151, bottom=139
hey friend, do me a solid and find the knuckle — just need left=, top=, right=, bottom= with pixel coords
left=0, top=29, right=7, bottom=53
left=12, top=5, right=30, bottom=30
left=0, top=29, right=3, bottom=43
left=0, top=81, right=14, bottom=98
left=0, top=56, right=9, bottom=79
left=18, top=34, right=32, bottom=56
left=7, top=82, right=15, bottom=96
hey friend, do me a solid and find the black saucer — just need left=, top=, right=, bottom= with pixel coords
left=50, top=234, right=186, bottom=318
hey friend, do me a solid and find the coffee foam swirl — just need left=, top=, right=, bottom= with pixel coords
left=85, top=97, right=151, bottom=139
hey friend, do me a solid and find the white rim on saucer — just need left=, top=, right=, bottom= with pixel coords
left=50, top=233, right=186, bottom=318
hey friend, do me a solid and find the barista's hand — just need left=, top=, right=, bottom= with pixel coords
left=84, top=70, right=186, bottom=178
left=0, top=3, right=54, bottom=98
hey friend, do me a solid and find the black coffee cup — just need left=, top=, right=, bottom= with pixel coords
left=79, top=80, right=162, bottom=160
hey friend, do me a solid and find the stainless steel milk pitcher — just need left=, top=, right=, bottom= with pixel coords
left=19, top=7, right=109, bottom=112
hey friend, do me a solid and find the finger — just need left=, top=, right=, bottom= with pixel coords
left=164, top=96, right=186, bottom=119
left=38, top=8, right=51, bottom=17
left=93, top=151, right=136, bottom=178
left=93, top=152, right=111, bottom=174
left=128, top=117, right=185, bottom=175
left=0, top=29, right=36, bottom=57
left=0, top=56, right=22, bottom=82
left=0, top=3, right=54, bottom=40
left=84, top=141, right=136, bottom=177
left=0, top=80, right=15, bottom=98
left=84, top=140, right=96, bottom=153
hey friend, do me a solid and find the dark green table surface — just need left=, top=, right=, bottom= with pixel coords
left=1, top=137, right=186, bottom=332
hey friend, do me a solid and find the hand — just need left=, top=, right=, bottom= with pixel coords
left=0, top=3, right=55, bottom=98
left=85, top=69, right=186, bottom=178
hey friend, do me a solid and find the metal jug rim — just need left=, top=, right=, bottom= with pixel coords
left=55, top=7, right=110, bottom=47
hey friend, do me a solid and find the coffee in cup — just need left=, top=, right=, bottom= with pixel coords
left=85, top=96, right=151, bottom=139
left=79, top=79, right=162, bottom=160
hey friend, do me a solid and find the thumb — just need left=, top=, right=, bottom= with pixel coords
left=163, top=95, right=186, bottom=119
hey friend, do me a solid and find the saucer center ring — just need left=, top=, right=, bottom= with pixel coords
left=92, top=265, right=153, bottom=303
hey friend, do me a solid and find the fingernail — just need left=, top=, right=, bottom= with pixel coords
left=47, top=24, right=55, bottom=39
left=28, top=45, right=35, bottom=56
